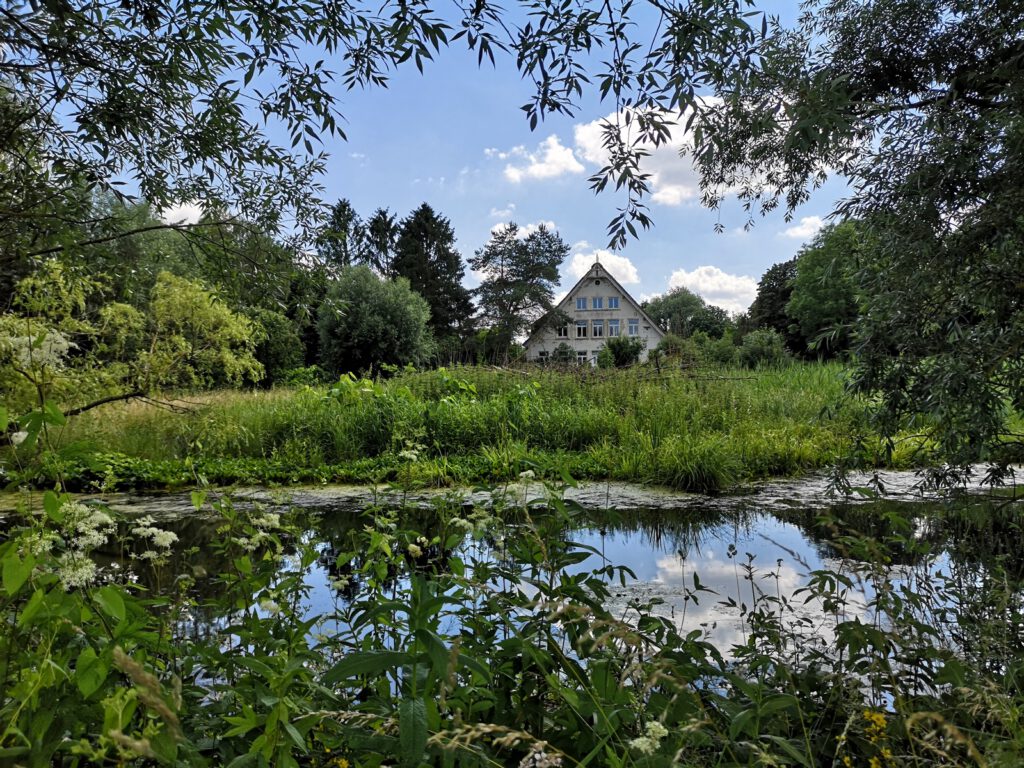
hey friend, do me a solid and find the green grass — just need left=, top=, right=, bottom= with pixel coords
left=30, top=363, right=899, bottom=492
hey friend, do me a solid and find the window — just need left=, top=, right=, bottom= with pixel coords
left=608, top=319, right=620, bottom=337
left=576, top=320, right=588, bottom=338
left=592, top=297, right=603, bottom=309
left=576, top=351, right=588, bottom=365
left=608, top=296, right=620, bottom=309
left=576, top=297, right=587, bottom=310
left=557, top=324, right=569, bottom=338
left=628, top=318, right=639, bottom=336
left=538, top=350, right=549, bottom=359
left=592, top=319, right=604, bottom=338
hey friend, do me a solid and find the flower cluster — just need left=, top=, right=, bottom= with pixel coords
left=130, top=516, right=179, bottom=561
left=628, top=720, right=669, bottom=755
left=55, top=501, right=115, bottom=590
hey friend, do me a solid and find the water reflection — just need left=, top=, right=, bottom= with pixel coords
left=39, top=489, right=1024, bottom=667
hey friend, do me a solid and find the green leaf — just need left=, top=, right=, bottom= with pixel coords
left=42, top=401, right=67, bottom=426
left=322, top=651, right=410, bottom=684
left=94, top=584, right=126, bottom=623
left=0, top=405, right=7, bottom=433
left=43, top=491, right=62, bottom=522
left=191, top=490, right=207, bottom=510
left=3, top=553, right=34, bottom=595
left=399, top=698, right=427, bottom=768
left=76, top=646, right=108, bottom=697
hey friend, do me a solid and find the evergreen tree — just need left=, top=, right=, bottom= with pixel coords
left=364, top=208, right=399, bottom=278
left=393, top=203, right=474, bottom=349
left=470, top=222, right=568, bottom=355
left=317, top=199, right=365, bottom=272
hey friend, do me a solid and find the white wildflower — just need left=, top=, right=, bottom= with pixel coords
left=398, top=448, right=420, bottom=462
left=63, top=502, right=114, bottom=552
left=519, top=747, right=562, bottom=768
left=645, top=721, right=669, bottom=740
left=259, top=598, right=281, bottom=616
left=252, top=513, right=280, bottom=530
left=131, top=516, right=178, bottom=550
left=10, top=431, right=28, bottom=446
left=57, top=552, right=98, bottom=590
left=331, top=576, right=350, bottom=590
left=151, top=529, right=178, bottom=548
left=628, top=736, right=659, bottom=755
left=518, top=469, right=536, bottom=481
left=9, top=329, right=75, bottom=370
left=407, top=543, right=423, bottom=558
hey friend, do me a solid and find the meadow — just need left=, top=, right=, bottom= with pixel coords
left=25, top=363, right=910, bottom=493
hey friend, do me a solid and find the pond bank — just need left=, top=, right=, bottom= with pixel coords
left=3, top=466, right=1016, bottom=517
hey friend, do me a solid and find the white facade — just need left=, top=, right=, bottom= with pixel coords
left=524, top=261, right=665, bottom=364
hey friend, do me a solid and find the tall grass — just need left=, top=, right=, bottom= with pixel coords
left=54, top=363, right=877, bottom=491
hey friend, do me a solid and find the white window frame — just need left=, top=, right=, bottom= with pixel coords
left=576, top=320, right=588, bottom=338
left=608, top=297, right=620, bottom=309
left=592, top=319, right=604, bottom=338
left=576, top=297, right=587, bottom=310
left=628, top=318, right=639, bottom=337
left=608, top=319, right=620, bottom=337
left=592, top=297, right=603, bottom=309
left=557, top=324, right=569, bottom=338
left=576, top=351, right=588, bottom=365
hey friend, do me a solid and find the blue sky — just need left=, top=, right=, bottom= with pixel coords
left=169, top=2, right=842, bottom=314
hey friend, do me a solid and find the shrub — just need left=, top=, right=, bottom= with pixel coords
left=739, top=328, right=789, bottom=369
left=604, top=335, right=646, bottom=367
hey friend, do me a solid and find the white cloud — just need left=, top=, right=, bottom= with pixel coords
left=489, top=220, right=558, bottom=238
left=503, top=135, right=584, bottom=183
left=782, top=216, right=824, bottom=239
left=519, top=220, right=556, bottom=237
left=667, top=265, right=757, bottom=314
left=574, top=110, right=702, bottom=208
left=489, top=203, right=516, bottom=219
left=158, top=202, right=204, bottom=225
left=568, top=250, right=640, bottom=285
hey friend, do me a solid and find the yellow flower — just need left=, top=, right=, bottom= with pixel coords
left=842, top=757, right=852, bottom=768
left=869, top=757, right=882, bottom=768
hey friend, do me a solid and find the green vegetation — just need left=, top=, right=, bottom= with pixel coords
left=3, top=363, right=908, bottom=492
left=3, top=485, right=1024, bottom=766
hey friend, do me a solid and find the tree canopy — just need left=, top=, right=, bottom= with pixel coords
left=470, top=223, right=569, bottom=354
left=644, top=287, right=731, bottom=339
left=317, top=266, right=434, bottom=375
left=393, top=204, right=474, bottom=350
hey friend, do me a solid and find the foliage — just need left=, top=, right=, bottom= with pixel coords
left=748, top=258, right=805, bottom=352
left=2, top=486, right=1023, bottom=767
left=692, top=0, right=1024, bottom=467
left=317, top=199, right=365, bottom=271
left=470, top=222, right=569, bottom=357
left=142, top=272, right=264, bottom=390
left=36, top=363, right=878, bottom=493
left=739, top=328, right=789, bottom=370
left=786, top=222, right=861, bottom=358
left=643, top=286, right=731, bottom=339
left=392, top=204, right=474, bottom=351
left=604, top=335, right=646, bottom=367
left=317, top=266, right=435, bottom=375
left=250, top=309, right=304, bottom=387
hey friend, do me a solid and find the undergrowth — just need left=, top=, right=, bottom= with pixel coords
left=4, top=364, right=909, bottom=492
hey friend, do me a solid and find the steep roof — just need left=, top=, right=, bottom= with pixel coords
left=523, top=261, right=665, bottom=348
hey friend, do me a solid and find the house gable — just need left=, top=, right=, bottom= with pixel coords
left=524, top=261, right=665, bottom=362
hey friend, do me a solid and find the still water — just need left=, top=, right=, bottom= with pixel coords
left=50, top=472, right=1021, bottom=661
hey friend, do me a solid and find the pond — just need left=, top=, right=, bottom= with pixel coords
left=38, top=472, right=1023, bottom=666
left=3, top=471, right=1023, bottom=765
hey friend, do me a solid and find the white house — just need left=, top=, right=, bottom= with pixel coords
left=523, top=261, right=665, bottom=364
